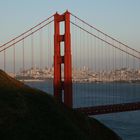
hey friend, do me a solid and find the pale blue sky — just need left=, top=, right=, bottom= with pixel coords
left=0, top=0, right=140, bottom=49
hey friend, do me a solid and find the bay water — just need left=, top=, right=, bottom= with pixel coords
left=25, top=80, right=140, bottom=140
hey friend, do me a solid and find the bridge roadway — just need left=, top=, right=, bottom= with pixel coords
left=75, top=102, right=140, bottom=115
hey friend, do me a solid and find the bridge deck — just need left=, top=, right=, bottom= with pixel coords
left=75, top=102, right=140, bottom=115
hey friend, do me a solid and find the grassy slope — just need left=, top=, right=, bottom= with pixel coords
left=0, top=70, right=121, bottom=140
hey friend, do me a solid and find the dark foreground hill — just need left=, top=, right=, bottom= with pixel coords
left=0, top=70, right=121, bottom=140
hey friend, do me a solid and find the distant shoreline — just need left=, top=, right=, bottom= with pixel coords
left=19, top=79, right=45, bottom=82
left=18, top=78, right=140, bottom=84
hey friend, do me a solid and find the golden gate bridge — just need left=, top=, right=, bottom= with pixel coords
left=0, top=11, right=140, bottom=115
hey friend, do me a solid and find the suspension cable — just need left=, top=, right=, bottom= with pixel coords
left=70, top=21, right=140, bottom=60
left=0, top=14, right=54, bottom=49
left=0, top=20, right=54, bottom=53
left=70, top=12, right=140, bottom=54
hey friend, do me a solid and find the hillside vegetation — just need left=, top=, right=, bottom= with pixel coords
left=0, top=70, right=121, bottom=140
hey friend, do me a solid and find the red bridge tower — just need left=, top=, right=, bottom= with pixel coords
left=54, top=11, right=72, bottom=108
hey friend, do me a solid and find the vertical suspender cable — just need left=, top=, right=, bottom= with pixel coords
left=115, top=41, right=117, bottom=103
left=31, top=32, right=34, bottom=70
left=50, top=22, right=52, bottom=69
left=75, top=17, right=78, bottom=107
left=121, top=43, right=124, bottom=103
left=125, top=46, right=128, bottom=103
left=133, top=50, right=136, bottom=102
left=101, top=34, right=103, bottom=105
left=108, top=38, right=111, bottom=105
left=40, top=29, right=43, bottom=70
left=48, top=23, right=50, bottom=68
left=90, top=26, right=93, bottom=106
left=87, top=26, right=90, bottom=105
left=4, top=49, right=6, bottom=71
left=13, top=42, right=15, bottom=76
left=112, top=39, right=115, bottom=104
left=22, top=37, right=25, bottom=76
left=97, top=31, right=101, bottom=105
left=104, top=35, right=108, bottom=105
left=94, top=34, right=97, bottom=105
